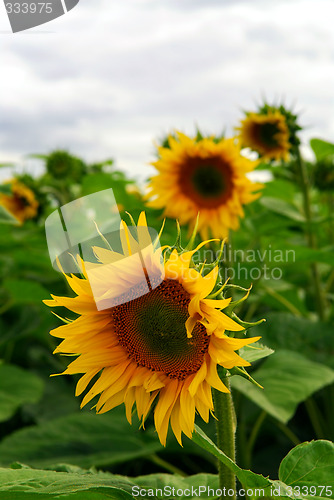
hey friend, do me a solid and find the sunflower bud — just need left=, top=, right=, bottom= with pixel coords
left=46, top=150, right=86, bottom=182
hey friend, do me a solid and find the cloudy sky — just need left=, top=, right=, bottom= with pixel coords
left=0, top=0, right=333, bottom=181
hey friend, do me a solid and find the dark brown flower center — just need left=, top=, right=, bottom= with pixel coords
left=111, top=279, right=209, bottom=380
left=14, top=193, right=31, bottom=210
left=253, top=121, right=280, bottom=148
left=178, top=155, right=233, bottom=208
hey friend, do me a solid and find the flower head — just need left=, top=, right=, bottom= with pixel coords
left=44, top=213, right=260, bottom=445
left=237, top=110, right=290, bottom=161
left=237, top=104, right=301, bottom=161
left=0, top=179, right=39, bottom=223
left=146, top=133, right=262, bottom=240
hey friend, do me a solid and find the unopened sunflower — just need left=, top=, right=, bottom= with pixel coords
left=0, top=179, right=39, bottom=223
left=146, top=133, right=262, bottom=240
left=44, top=213, right=260, bottom=445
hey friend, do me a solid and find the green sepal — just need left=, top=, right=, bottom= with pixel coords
left=231, top=312, right=266, bottom=330
left=125, top=212, right=137, bottom=228
left=196, top=240, right=225, bottom=278
left=184, top=213, right=200, bottom=251
left=174, top=219, right=183, bottom=252
left=195, top=127, right=204, bottom=142
left=223, top=284, right=250, bottom=292
left=228, top=366, right=263, bottom=389
left=206, top=280, right=229, bottom=299
left=218, top=364, right=263, bottom=389
left=221, top=284, right=252, bottom=312
left=163, top=221, right=184, bottom=261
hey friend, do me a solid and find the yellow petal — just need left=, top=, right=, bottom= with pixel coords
left=206, top=357, right=230, bottom=393
left=97, top=389, right=125, bottom=414
left=179, top=384, right=196, bottom=437
left=170, top=398, right=183, bottom=446
left=188, top=360, right=207, bottom=397
left=124, top=387, right=136, bottom=424
left=154, top=379, right=180, bottom=446
left=75, top=369, right=100, bottom=396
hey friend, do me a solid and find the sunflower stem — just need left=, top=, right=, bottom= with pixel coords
left=213, top=379, right=236, bottom=500
left=295, top=148, right=326, bottom=321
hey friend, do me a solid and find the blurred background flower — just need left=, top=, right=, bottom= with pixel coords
left=147, top=132, right=262, bottom=239
left=237, top=109, right=291, bottom=161
left=0, top=177, right=39, bottom=223
left=237, top=104, right=301, bottom=161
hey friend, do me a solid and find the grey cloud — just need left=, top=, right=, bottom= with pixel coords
left=0, top=0, right=333, bottom=182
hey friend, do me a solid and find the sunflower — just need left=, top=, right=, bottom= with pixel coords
left=0, top=179, right=39, bottom=223
left=44, top=213, right=260, bottom=445
left=237, top=110, right=291, bottom=161
left=146, top=133, right=262, bottom=240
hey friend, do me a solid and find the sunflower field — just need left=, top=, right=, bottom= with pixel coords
left=0, top=105, right=334, bottom=500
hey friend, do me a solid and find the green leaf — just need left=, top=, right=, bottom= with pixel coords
left=1, top=442, right=331, bottom=500
left=81, top=173, right=118, bottom=195
left=0, top=466, right=222, bottom=500
left=0, top=365, right=44, bottom=423
left=0, top=466, right=133, bottom=500
left=238, top=343, right=274, bottom=363
left=0, top=410, right=162, bottom=469
left=310, top=138, right=334, bottom=161
left=291, top=246, right=334, bottom=266
left=279, top=440, right=334, bottom=497
left=250, top=313, right=334, bottom=369
left=0, top=432, right=331, bottom=500
left=231, top=350, right=334, bottom=423
left=260, top=197, right=305, bottom=222
left=3, top=279, right=48, bottom=304
left=192, top=426, right=301, bottom=497
left=0, top=205, right=19, bottom=225
left=262, top=179, right=297, bottom=202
